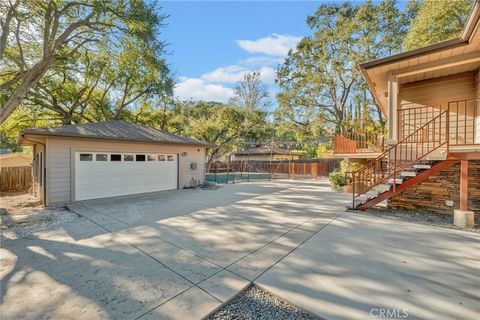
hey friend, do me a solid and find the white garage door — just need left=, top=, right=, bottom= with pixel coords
left=75, top=152, right=178, bottom=201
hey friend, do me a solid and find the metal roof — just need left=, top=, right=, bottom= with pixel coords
left=19, top=120, right=212, bottom=146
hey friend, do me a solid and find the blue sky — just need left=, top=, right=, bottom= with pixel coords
left=160, top=1, right=325, bottom=104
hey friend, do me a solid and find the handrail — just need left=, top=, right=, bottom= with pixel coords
left=352, top=109, right=449, bottom=209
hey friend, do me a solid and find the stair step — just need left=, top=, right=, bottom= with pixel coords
left=374, top=200, right=388, bottom=208
left=413, top=164, right=432, bottom=169
left=366, top=191, right=378, bottom=199
left=400, top=171, right=416, bottom=177
left=388, top=178, right=403, bottom=184
left=425, top=156, right=446, bottom=161
left=373, top=185, right=391, bottom=193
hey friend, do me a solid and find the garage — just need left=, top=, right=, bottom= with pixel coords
left=18, top=120, right=210, bottom=205
left=75, top=152, right=178, bottom=201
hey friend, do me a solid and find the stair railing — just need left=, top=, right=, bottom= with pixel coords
left=352, top=109, right=449, bottom=209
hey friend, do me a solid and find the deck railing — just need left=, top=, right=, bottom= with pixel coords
left=448, top=98, right=479, bottom=146
left=333, top=132, right=384, bottom=154
left=398, top=99, right=479, bottom=146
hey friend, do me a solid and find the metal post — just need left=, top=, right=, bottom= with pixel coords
left=352, top=173, right=355, bottom=209
left=393, top=147, right=397, bottom=193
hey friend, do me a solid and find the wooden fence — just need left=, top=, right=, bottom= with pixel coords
left=0, top=166, right=32, bottom=192
left=211, top=159, right=341, bottom=179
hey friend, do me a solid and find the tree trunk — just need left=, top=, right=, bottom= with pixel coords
left=0, top=56, right=52, bottom=124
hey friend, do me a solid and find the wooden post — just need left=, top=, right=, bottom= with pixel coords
left=460, top=160, right=468, bottom=211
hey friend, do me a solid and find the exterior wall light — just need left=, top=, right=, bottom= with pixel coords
left=181, top=152, right=187, bottom=157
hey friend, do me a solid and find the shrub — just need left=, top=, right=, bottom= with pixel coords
left=329, top=171, right=346, bottom=189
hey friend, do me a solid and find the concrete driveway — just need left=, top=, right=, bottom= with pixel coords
left=1, top=180, right=349, bottom=320
left=257, top=213, right=480, bottom=320
left=1, top=179, right=479, bottom=320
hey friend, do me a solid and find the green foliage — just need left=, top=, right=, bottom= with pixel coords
left=329, top=171, right=346, bottom=189
left=0, top=0, right=172, bottom=123
left=316, top=143, right=332, bottom=159
left=340, top=160, right=363, bottom=175
left=276, top=0, right=414, bottom=141
left=403, top=0, right=472, bottom=50
left=169, top=100, right=269, bottom=163
left=0, top=106, right=60, bottom=151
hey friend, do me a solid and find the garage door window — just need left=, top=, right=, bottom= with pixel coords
left=136, top=154, right=146, bottom=161
left=124, top=154, right=134, bottom=161
left=158, top=155, right=166, bottom=161
left=96, top=154, right=108, bottom=161
left=147, top=155, right=156, bottom=161
left=80, top=153, right=92, bottom=161
left=167, top=155, right=175, bottom=161
left=111, top=154, right=122, bottom=161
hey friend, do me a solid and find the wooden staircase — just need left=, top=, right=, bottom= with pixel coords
left=352, top=109, right=455, bottom=210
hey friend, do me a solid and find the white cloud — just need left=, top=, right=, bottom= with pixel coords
left=174, top=33, right=296, bottom=102
left=201, top=65, right=248, bottom=83
left=174, top=77, right=234, bottom=102
left=237, top=34, right=302, bottom=57
left=201, top=65, right=276, bottom=85
left=241, top=55, right=284, bottom=67
left=258, top=66, right=276, bottom=84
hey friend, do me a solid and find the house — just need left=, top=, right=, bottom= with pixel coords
left=334, top=1, right=480, bottom=226
left=18, top=120, right=211, bottom=206
left=231, top=146, right=303, bottom=161
left=0, top=153, right=32, bottom=167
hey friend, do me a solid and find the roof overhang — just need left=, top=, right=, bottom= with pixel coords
left=361, top=0, right=480, bottom=116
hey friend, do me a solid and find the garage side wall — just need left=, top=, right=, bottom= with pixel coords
left=46, top=137, right=206, bottom=206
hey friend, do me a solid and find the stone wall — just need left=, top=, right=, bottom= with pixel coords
left=388, top=161, right=480, bottom=214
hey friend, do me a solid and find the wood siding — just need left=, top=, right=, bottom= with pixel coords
left=398, top=71, right=479, bottom=145
left=399, top=72, right=475, bottom=109
left=45, top=137, right=206, bottom=206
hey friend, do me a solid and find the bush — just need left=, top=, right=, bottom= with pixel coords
left=329, top=171, right=346, bottom=189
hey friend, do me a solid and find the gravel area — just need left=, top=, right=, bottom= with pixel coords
left=349, top=208, right=479, bottom=232
left=1, top=191, right=79, bottom=240
left=207, top=285, right=317, bottom=320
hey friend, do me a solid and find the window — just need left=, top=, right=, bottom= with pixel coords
left=167, top=155, right=175, bottom=161
left=80, top=153, right=93, bottom=161
left=136, top=154, right=146, bottom=161
left=96, top=154, right=108, bottom=161
left=124, top=154, right=134, bottom=161
left=158, top=155, right=166, bottom=161
left=147, top=155, right=156, bottom=161
left=111, top=154, right=122, bottom=161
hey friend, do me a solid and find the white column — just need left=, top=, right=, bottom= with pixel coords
left=387, top=75, right=399, bottom=143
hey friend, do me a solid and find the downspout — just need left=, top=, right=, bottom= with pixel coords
left=21, top=135, right=47, bottom=207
